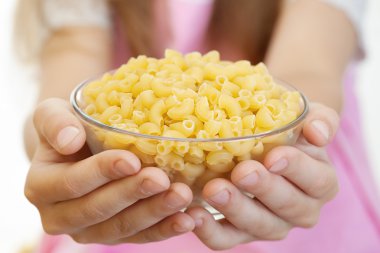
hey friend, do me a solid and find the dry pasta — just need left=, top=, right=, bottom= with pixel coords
left=80, top=49, right=304, bottom=193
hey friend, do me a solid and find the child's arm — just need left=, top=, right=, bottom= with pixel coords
left=24, top=27, right=195, bottom=243
left=265, top=0, right=357, bottom=112
left=187, top=0, right=352, bottom=249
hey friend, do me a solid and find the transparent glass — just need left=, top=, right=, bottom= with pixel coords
left=71, top=78, right=309, bottom=219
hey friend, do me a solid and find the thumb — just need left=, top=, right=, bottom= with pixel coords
left=302, top=103, right=340, bottom=147
left=33, top=98, right=86, bottom=155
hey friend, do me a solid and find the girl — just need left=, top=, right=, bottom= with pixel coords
left=16, top=0, right=380, bottom=252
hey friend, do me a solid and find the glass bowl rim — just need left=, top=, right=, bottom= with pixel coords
left=71, top=75, right=309, bottom=143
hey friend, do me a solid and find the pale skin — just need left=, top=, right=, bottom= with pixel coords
left=24, top=0, right=355, bottom=250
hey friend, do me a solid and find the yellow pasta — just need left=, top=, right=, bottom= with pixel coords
left=173, top=141, right=190, bottom=156
left=120, top=96, right=133, bottom=118
left=108, top=113, right=123, bottom=125
left=218, top=94, right=242, bottom=117
left=169, top=120, right=195, bottom=137
left=206, top=149, right=234, bottom=165
left=206, top=161, right=235, bottom=173
left=157, top=140, right=174, bottom=155
left=180, top=163, right=206, bottom=180
left=80, top=49, right=304, bottom=192
left=242, top=114, right=256, bottom=130
left=221, top=80, right=240, bottom=97
left=185, top=66, right=204, bottom=83
left=95, top=93, right=110, bottom=113
left=151, top=78, right=173, bottom=97
left=149, top=100, right=166, bottom=126
left=184, top=144, right=205, bottom=164
left=249, top=93, right=267, bottom=111
left=203, top=50, right=220, bottom=63
left=198, top=82, right=220, bottom=105
left=84, top=103, right=97, bottom=116
left=172, top=87, right=198, bottom=100
left=197, top=130, right=223, bottom=151
left=167, top=98, right=194, bottom=120
left=256, top=106, right=276, bottom=129
left=204, top=120, right=222, bottom=136
left=135, top=139, right=158, bottom=156
left=195, top=97, right=213, bottom=122
left=99, top=106, right=120, bottom=124
left=139, top=122, right=161, bottom=135
left=129, top=145, right=155, bottom=165
left=132, top=110, right=147, bottom=125
left=135, top=90, right=157, bottom=109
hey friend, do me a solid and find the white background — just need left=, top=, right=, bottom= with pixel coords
left=1, top=1, right=379, bottom=253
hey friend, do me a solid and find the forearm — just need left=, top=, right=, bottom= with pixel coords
left=24, top=27, right=112, bottom=159
left=265, top=0, right=357, bottom=112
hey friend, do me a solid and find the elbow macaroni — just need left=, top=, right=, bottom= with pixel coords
left=81, top=49, right=304, bottom=188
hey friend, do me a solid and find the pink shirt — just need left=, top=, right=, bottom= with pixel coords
left=37, top=1, right=380, bottom=252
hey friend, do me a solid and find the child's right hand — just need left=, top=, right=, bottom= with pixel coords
left=25, top=98, right=195, bottom=244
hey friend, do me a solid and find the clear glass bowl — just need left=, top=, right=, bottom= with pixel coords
left=71, top=78, right=309, bottom=218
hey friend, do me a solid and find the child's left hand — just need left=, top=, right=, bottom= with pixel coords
left=186, top=103, right=340, bottom=250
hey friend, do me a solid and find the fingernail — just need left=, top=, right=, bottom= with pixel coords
left=173, top=223, right=188, bottom=233
left=269, top=158, right=288, bottom=173
left=195, top=218, right=203, bottom=227
left=165, top=191, right=187, bottom=209
left=57, top=126, right=80, bottom=149
left=114, top=159, right=137, bottom=176
left=208, top=189, right=230, bottom=206
left=140, top=179, right=167, bottom=195
left=238, top=171, right=259, bottom=187
left=312, top=120, right=329, bottom=141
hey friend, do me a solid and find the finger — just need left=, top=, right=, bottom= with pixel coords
left=112, top=212, right=195, bottom=244
left=44, top=167, right=170, bottom=234
left=264, top=146, right=338, bottom=201
left=302, top=103, right=340, bottom=147
left=75, top=183, right=193, bottom=243
left=186, top=207, right=254, bottom=251
left=26, top=150, right=141, bottom=203
left=33, top=98, right=86, bottom=156
left=232, top=160, right=321, bottom=227
left=202, top=178, right=291, bottom=239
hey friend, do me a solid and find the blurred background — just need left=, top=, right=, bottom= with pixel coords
left=1, top=1, right=379, bottom=252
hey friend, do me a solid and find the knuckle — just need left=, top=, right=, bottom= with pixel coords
left=250, top=176, right=272, bottom=196
left=149, top=197, right=177, bottom=219
left=297, top=211, right=320, bottom=228
left=95, top=153, right=120, bottom=181
left=24, top=169, right=43, bottom=204
left=41, top=217, right=63, bottom=235
left=24, top=186, right=40, bottom=204
left=61, top=174, right=81, bottom=198
left=40, top=208, right=77, bottom=235
left=80, top=202, right=107, bottom=222
left=256, top=220, right=277, bottom=239
left=141, top=228, right=162, bottom=243
left=308, top=171, right=334, bottom=197
left=276, top=191, right=299, bottom=213
left=245, top=209, right=276, bottom=239
left=112, top=215, right=136, bottom=237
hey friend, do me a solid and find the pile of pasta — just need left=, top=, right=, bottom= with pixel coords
left=81, top=49, right=303, bottom=185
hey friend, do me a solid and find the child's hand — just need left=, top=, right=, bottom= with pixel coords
left=25, top=98, right=194, bottom=244
left=187, top=103, right=339, bottom=250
